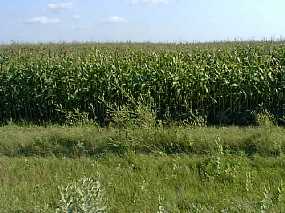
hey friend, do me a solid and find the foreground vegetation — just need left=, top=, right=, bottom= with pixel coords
left=0, top=41, right=284, bottom=212
left=2, top=154, right=285, bottom=212
left=0, top=42, right=284, bottom=125
left=0, top=123, right=285, bottom=212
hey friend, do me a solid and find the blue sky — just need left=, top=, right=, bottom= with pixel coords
left=1, top=0, right=284, bottom=43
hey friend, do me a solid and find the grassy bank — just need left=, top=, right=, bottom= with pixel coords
left=0, top=124, right=285, bottom=157
left=0, top=125, right=285, bottom=212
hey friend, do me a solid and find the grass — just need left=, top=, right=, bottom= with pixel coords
left=0, top=124, right=284, bottom=157
left=1, top=154, right=285, bottom=212
left=0, top=124, right=285, bottom=212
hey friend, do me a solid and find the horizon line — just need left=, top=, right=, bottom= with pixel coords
left=1, top=37, right=285, bottom=46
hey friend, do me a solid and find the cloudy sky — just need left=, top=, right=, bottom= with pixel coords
left=0, top=0, right=284, bottom=43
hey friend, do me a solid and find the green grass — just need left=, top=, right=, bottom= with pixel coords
left=0, top=125, right=285, bottom=212
left=1, top=155, right=285, bottom=212
left=0, top=124, right=284, bottom=157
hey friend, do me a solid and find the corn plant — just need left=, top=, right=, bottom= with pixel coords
left=0, top=42, right=284, bottom=125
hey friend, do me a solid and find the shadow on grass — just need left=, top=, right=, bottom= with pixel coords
left=0, top=126, right=284, bottom=158
left=13, top=135, right=128, bottom=158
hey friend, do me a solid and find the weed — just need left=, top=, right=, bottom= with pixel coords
left=57, top=177, right=107, bottom=213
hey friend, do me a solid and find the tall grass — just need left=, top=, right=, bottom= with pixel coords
left=0, top=124, right=284, bottom=157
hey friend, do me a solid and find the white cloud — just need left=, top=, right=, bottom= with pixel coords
left=130, top=0, right=169, bottom=5
left=104, top=16, right=128, bottom=23
left=72, top=14, right=80, bottom=20
left=48, top=2, right=73, bottom=11
left=71, top=25, right=88, bottom=30
left=25, top=16, right=61, bottom=24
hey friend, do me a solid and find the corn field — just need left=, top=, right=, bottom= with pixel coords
left=0, top=42, right=284, bottom=125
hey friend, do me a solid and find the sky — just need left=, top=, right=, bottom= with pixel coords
left=0, top=0, right=285, bottom=43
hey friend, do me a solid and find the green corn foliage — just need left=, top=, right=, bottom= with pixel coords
left=0, top=42, right=284, bottom=125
